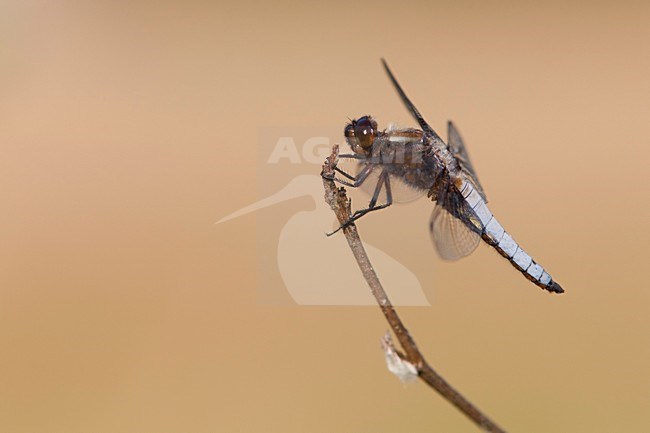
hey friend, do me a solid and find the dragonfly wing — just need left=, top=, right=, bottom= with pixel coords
left=447, top=121, right=487, bottom=201
left=381, top=59, right=446, bottom=147
left=428, top=174, right=482, bottom=261
left=429, top=203, right=481, bottom=261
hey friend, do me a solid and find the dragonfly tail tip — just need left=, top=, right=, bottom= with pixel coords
left=547, top=281, right=565, bottom=294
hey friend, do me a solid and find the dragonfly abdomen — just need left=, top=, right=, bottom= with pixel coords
left=459, top=180, right=564, bottom=294
left=482, top=217, right=564, bottom=293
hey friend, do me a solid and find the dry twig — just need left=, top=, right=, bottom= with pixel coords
left=321, top=144, right=507, bottom=433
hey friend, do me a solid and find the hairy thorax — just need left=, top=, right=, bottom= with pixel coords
left=364, top=128, right=463, bottom=193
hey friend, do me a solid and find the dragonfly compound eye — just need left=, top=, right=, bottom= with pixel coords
left=344, top=123, right=355, bottom=140
left=354, top=116, right=377, bottom=149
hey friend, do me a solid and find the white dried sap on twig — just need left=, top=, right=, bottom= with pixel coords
left=381, top=331, right=418, bottom=384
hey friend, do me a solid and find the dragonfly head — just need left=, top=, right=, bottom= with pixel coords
left=344, top=115, right=378, bottom=155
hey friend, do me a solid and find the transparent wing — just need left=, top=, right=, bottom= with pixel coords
left=428, top=174, right=483, bottom=261
left=429, top=204, right=481, bottom=261
left=380, top=60, right=485, bottom=203
left=447, top=121, right=487, bottom=201
left=337, top=157, right=426, bottom=203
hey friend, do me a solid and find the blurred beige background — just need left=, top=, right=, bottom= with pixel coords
left=1, top=1, right=649, bottom=432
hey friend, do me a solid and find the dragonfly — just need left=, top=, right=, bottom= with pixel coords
left=331, top=59, right=564, bottom=294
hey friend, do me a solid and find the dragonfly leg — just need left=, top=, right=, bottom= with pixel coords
left=333, top=164, right=374, bottom=188
left=334, top=166, right=356, bottom=181
left=338, top=153, right=365, bottom=159
left=327, top=171, right=393, bottom=236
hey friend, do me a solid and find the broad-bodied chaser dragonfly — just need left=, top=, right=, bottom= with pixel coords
left=332, top=60, right=564, bottom=294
